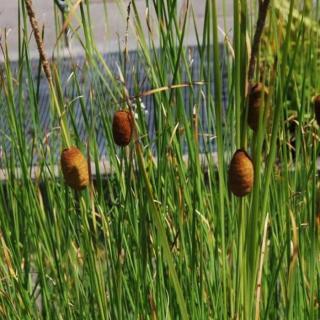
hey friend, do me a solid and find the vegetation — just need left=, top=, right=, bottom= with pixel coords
left=0, top=0, right=319, bottom=318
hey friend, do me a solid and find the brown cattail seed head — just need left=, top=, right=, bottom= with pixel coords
left=316, top=213, right=320, bottom=230
left=314, top=95, right=320, bottom=126
left=60, top=147, right=89, bottom=190
left=112, top=110, right=133, bottom=146
left=248, top=83, right=269, bottom=131
left=228, top=149, right=254, bottom=197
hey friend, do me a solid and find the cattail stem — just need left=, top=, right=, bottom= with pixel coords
left=255, top=213, right=269, bottom=320
left=247, top=0, right=271, bottom=85
left=25, top=0, right=71, bottom=148
left=49, top=82, right=71, bottom=147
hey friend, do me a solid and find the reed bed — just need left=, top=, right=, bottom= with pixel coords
left=0, top=0, right=319, bottom=319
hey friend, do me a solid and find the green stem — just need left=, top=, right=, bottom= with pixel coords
left=211, top=0, right=227, bottom=318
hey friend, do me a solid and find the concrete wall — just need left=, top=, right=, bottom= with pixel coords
left=0, top=0, right=233, bottom=60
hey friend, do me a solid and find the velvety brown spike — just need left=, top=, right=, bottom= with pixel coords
left=314, top=95, right=320, bottom=126
left=60, top=147, right=89, bottom=190
left=248, top=83, right=269, bottom=131
left=228, top=149, right=254, bottom=197
left=112, top=110, right=133, bottom=147
left=316, top=213, right=320, bottom=230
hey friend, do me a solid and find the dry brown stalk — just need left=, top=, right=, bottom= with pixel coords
left=248, top=0, right=271, bottom=85
left=255, top=213, right=269, bottom=320
left=25, top=0, right=52, bottom=82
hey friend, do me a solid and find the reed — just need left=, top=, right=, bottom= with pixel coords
left=0, top=0, right=318, bottom=319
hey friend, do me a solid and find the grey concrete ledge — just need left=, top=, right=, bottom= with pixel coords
left=0, top=152, right=218, bottom=181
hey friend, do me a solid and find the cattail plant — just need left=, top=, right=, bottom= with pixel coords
left=112, top=110, right=133, bottom=146
left=60, top=147, right=89, bottom=190
left=314, top=95, right=320, bottom=126
left=228, top=149, right=254, bottom=197
left=248, top=83, right=269, bottom=131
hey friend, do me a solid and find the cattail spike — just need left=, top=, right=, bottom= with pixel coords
left=60, top=147, right=89, bottom=190
left=314, top=95, right=320, bottom=126
left=228, top=149, right=254, bottom=197
left=248, top=82, right=269, bottom=132
left=112, top=110, right=133, bottom=147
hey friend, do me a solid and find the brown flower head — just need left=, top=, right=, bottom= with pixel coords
left=60, top=147, right=89, bottom=190
left=228, top=149, right=254, bottom=197
left=314, top=95, right=320, bottom=126
left=112, top=110, right=133, bottom=147
left=248, top=83, right=269, bottom=131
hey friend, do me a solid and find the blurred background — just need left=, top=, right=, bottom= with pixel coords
left=0, top=0, right=233, bottom=60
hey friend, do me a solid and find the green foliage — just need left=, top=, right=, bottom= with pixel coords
left=0, top=0, right=319, bottom=319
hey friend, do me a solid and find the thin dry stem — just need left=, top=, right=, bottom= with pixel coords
left=25, top=0, right=52, bottom=82
left=25, top=0, right=71, bottom=147
left=255, top=213, right=269, bottom=320
left=247, top=0, right=271, bottom=85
